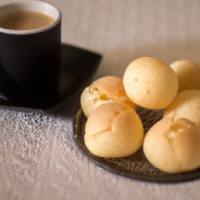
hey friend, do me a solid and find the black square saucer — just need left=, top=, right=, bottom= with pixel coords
left=0, top=44, right=102, bottom=113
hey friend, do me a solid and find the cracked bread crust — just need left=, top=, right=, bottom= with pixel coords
left=81, top=76, right=136, bottom=118
left=85, top=102, right=144, bottom=158
left=143, top=117, right=200, bottom=174
left=163, top=90, right=200, bottom=129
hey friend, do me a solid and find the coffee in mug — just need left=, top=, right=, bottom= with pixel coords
left=0, top=11, right=55, bottom=30
left=0, top=1, right=61, bottom=107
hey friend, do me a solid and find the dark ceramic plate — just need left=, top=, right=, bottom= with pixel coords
left=73, top=107, right=200, bottom=183
left=0, top=43, right=102, bottom=113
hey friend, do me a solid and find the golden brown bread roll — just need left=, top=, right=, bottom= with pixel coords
left=163, top=90, right=200, bottom=128
left=84, top=102, right=144, bottom=158
left=143, top=117, right=200, bottom=174
left=171, top=60, right=200, bottom=93
left=81, top=76, right=136, bottom=118
left=123, top=57, right=178, bottom=109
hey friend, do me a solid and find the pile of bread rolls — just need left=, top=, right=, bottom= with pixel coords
left=81, top=57, right=200, bottom=174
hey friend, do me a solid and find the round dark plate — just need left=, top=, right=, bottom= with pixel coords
left=73, top=107, right=200, bottom=183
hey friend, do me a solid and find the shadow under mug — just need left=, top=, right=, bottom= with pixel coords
left=0, top=1, right=61, bottom=106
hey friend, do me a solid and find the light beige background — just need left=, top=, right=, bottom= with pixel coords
left=0, top=0, right=200, bottom=199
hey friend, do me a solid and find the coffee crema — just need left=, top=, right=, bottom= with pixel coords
left=0, top=11, right=54, bottom=30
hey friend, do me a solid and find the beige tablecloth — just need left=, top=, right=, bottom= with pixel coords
left=1, top=0, right=200, bottom=199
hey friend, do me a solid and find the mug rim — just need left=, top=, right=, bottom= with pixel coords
left=0, top=0, right=61, bottom=35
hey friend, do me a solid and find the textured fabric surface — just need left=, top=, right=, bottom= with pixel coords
left=1, top=0, right=200, bottom=199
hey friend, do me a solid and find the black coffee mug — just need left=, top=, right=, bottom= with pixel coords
left=0, top=1, right=61, bottom=105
